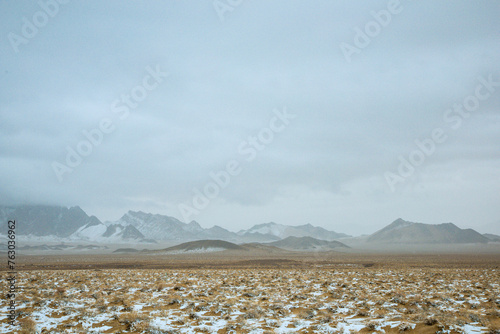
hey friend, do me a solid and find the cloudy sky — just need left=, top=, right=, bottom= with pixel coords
left=1, top=1, right=499, bottom=235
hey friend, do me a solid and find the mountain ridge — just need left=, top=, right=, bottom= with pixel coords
left=0, top=205, right=350, bottom=244
left=0, top=205, right=494, bottom=246
left=237, top=221, right=350, bottom=240
left=268, top=236, right=350, bottom=251
left=367, top=218, right=489, bottom=244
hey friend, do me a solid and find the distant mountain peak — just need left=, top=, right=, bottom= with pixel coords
left=368, top=219, right=488, bottom=244
left=188, top=220, right=202, bottom=228
left=238, top=221, right=349, bottom=241
left=390, top=218, right=412, bottom=226
left=0, top=204, right=99, bottom=238
left=269, top=236, right=349, bottom=251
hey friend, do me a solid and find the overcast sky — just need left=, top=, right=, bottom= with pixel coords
left=1, top=1, right=499, bottom=235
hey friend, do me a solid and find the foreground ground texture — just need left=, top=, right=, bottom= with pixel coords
left=1, top=254, right=499, bottom=333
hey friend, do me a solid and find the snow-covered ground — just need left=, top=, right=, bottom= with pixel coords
left=1, top=268, right=498, bottom=333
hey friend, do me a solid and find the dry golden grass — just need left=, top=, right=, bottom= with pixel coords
left=18, top=317, right=36, bottom=334
left=0, top=253, right=499, bottom=333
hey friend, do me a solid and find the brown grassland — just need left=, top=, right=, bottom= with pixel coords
left=1, top=252, right=499, bottom=333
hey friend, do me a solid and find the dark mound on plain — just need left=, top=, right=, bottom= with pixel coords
left=268, top=236, right=350, bottom=251
left=161, top=239, right=245, bottom=252
left=113, top=248, right=140, bottom=253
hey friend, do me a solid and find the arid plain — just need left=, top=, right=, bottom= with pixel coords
left=1, top=250, right=499, bottom=333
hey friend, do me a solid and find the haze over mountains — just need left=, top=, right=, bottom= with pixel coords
left=0, top=205, right=99, bottom=238
left=145, top=237, right=351, bottom=255
left=0, top=205, right=498, bottom=248
left=237, top=222, right=349, bottom=241
left=0, top=205, right=351, bottom=244
left=268, top=236, right=349, bottom=251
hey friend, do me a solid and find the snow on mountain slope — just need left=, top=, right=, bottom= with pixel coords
left=72, top=220, right=108, bottom=240
left=239, top=222, right=288, bottom=237
left=1, top=205, right=353, bottom=245
left=110, top=211, right=197, bottom=240
left=71, top=221, right=147, bottom=242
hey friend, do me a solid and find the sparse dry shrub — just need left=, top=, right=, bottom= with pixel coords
left=80, top=308, right=96, bottom=319
left=425, top=317, right=438, bottom=326
left=398, top=322, right=412, bottom=332
left=292, top=294, right=307, bottom=300
left=123, top=301, right=133, bottom=311
left=32, top=296, right=43, bottom=307
left=55, top=286, right=66, bottom=298
left=94, top=303, right=106, bottom=313
left=194, top=303, right=209, bottom=312
left=357, top=310, right=369, bottom=317
left=91, top=292, right=102, bottom=300
left=319, top=316, right=332, bottom=323
left=111, top=295, right=123, bottom=304
left=118, top=311, right=148, bottom=325
left=366, top=321, right=378, bottom=330
left=373, top=309, right=387, bottom=319
left=269, top=303, right=283, bottom=311
left=406, top=306, right=421, bottom=314
left=243, top=307, right=264, bottom=319
left=469, top=313, right=482, bottom=323
left=225, top=324, right=238, bottom=332
left=293, top=320, right=306, bottom=328
left=242, top=291, right=256, bottom=298
left=167, top=298, right=180, bottom=305
left=133, top=320, right=152, bottom=331
left=265, top=319, right=279, bottom=327
left=486, top=309, right=500, bottom=317
left=391, top=295, right=406, bottom=305
left=188, top=312, right=199, bottom=319
left=114, top=295, right=133, bottom=309
left=326, top=306, right=337, bottom=313
left=146, top=326, right=180, bottom=334
left=299, top=309, right=315, bottom=319
left=19, top=317, right=37, bottom=334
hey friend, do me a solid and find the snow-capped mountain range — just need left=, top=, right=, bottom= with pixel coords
left=3, top=206, right=494, bottom=246
left=0, top=205, right=350, bottom=244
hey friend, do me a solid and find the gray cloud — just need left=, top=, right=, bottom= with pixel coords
left=1, top=0, right=499, bottom=235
